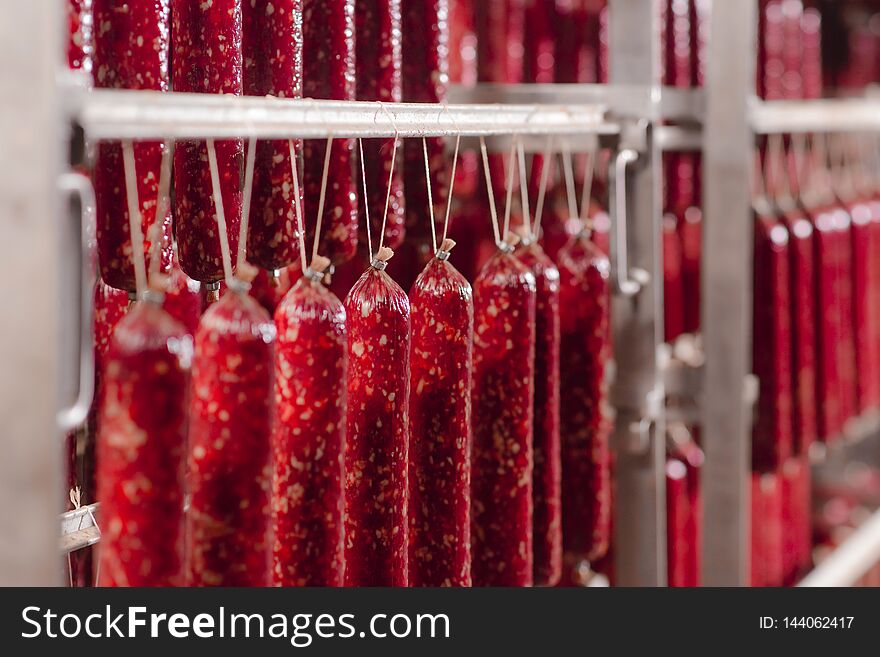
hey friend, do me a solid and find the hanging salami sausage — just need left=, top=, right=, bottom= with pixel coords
left=187, top=268, right=275, bottom=587
left=173, top=0, right=244, bottom=287
left=408, top=239, right=473, bottom=587
left=96, top=288, right=192, bottom=587
left=402, top=0, right=450, bottom=262
left=752, top=209, right=793, bottom=470
left=93, top=0, right=172, bottom=293
left=557, top=229, right=612, bottom=567
left=666, top=458, right=689, bottom=587
left=344, top=248, right=411, bottom=586
left=470, top=239, right=537, bottom=587
left=242, top=0, right=303, bottom=273
left=67, top=0, right=93, bottom=74
left=516, top=235, right=562, bottom=587
left=162, top=260, right=202, bottom=337
left=302, top=0, right=358, bottom=266
left=273, top=259, right=346, bottom=587
left=750, top=470, right=784, bottom=587
left=357, top=0, right=406, bottom=250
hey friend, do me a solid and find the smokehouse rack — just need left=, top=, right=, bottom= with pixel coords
left=4, top=0, right=880, bottom=588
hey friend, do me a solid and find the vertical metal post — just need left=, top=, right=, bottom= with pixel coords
left=608, top=0, right=666, bottom=586
left=700, top=0, right=757, bottom=586
left=0, top=0, right=64, bottom=584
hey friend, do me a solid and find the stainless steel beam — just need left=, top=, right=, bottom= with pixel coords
left=799, top=509, right=880, bottom=587
left=76, top=88, right=616, bottom=141
left=701, top=0, right=757, bottom=586
left=0, top=0, right=64, bottom=585
left=751, top=97, right=880, bottom=134
left=608, top=0, right=667, bottom=587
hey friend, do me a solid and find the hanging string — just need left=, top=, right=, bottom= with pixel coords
left=578, top=139, right=597, bottom=224
left=443, top=132, right=461, bottom=244
left=121, top=140, right=148, bottom=298
left=766, top=132, right=787, bottom=204
left=357, top=137, right=373, bottom=261
left=288, top=139, right=309, bottom=276
left=515, top=138, right=532, bottom=237
left=312, top=135, right=335, bottom=264
left=206, top=138, right=234, bottom=285
left=438, top=103, right=462, bottom=245
left=532, top=136, right=554, bottom=238
left=502, top=139, right=517, bottom=241
left=148, top=139, right=174, bottom=283
left=479, top=136, right=503, bottom=248
left=423, top=137, right=438, bottom=253
left=237, top=136, right=258, bottom=269
left=560, top=143, right=579, bottom=221
left=376, top=101, right=400, bottom=254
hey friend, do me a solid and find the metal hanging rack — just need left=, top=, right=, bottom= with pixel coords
left=14, top=0, right=880, bottom=589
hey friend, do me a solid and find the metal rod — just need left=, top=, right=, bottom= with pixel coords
left=76, top=89, right=617, bottom=141
left=799, top=509, right=880, bottom=587
left=700, top=0, right=757, bottom=586
left=751, top=98, right=880, bottom=134
left=607, top=0, right=667, bottom=587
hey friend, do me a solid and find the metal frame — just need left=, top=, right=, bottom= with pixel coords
left=21, top=0, right=880, bottom=589
left=700, top=0, right=757, bottom=587
left=0, top=0, right=65, bottom=586
left=607, top=0, right=667, bottom=587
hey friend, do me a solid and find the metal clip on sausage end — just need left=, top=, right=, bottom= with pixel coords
left=498, top=232, right=520, bottom=254
left=370, top=246, right=395, bottom=271
left=513, top=226, right=535, bottom=247
left=436, top=238, right=456, bottom=261
left=305, top=255, right=332, bottom=283
left=204, top=280, right=222, bottom=304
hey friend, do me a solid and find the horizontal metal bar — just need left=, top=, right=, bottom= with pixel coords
left=450, top=83, right=704, bottom=123
left=799, top=508, right=880, bottom=587
left=60, top=503, right=99, bottom=554
left=656, top=125, right=703, bottom=152
left=76, top=89, right=618, bottom=141
left=751, top=97, right=880, bottom=134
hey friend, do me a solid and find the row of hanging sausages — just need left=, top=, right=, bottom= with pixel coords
left=94, top=198, right=611, bottom=588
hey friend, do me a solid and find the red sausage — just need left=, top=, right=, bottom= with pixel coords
left=847, top=200, right=878, bottom=413
left=666, top=458, right=689, bottom=587
left=93, top=0, right=172, bottom=293
left=471, top=248, right=537, bottom=587
left=172, top=0, right=243, bottom=283
left=831, top=207, right=858, bottom=426
left=162, top=261, right=203, bottom=337
left=663, top=213, right=686, bottom=342
left=801, top=8, right=822, bottom=100
left=96, top=298, right=191, bottom=586
left=68, top=278, right=129, bottom=587
left=242, top=0, right=303, bottom=272
left=515, top=239, right=562, bottom=586
left=750, top=470, right=784, bottom=587
left=752, top=213, right=793, bottom=470
left=408, top=245, right=473, bottom=587
left=273, top=272, right=347, bottom=587
left=344, top=256, right=411, bottom=586
left=67, top=0, right=93, bottom=74
left=250, top=265, right=300, bottom=316
left=357, top=0, right=406, bottom=250
left=780, top=455, right=811, bottom=585
left=523, top=0, right=555, bottom=84
left=806, top=205, right=844, bottom=440
left=557, top=232, right=612, bottom=564
left=302, top=0, right=358, bottom=266
left=778, top=209, right=818, bottom=455
left=187, top=284, right=275, bottom=586
left=402, top=0, right=450, bottom=246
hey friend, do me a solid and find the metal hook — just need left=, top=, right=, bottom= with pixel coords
left=609, top=148, right=648, bottom=297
